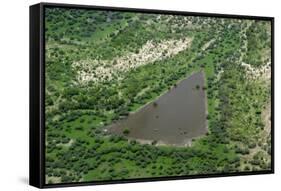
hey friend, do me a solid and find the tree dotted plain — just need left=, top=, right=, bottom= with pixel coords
left=44, top=8, right=272, bottom=184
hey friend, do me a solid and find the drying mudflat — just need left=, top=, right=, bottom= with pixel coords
left=107, top=71, right=208, bottom=146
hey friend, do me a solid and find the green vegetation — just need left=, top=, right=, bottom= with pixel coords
left=45, top=8, right=272, bottom=184
left=244, top=21, right=271, bottom=67
left=123, top=128, right=130, bottom=135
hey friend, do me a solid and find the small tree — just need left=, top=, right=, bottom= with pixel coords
left=152, top=140, right=157, bottom=145
left=123, top=128, right=130, bottom=135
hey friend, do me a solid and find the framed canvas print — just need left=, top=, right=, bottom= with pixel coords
left=29, top=2, right=274, bottom=188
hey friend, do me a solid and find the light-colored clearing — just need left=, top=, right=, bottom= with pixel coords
left=72, top=37, right=192, bottom=84
left=262, top=102, right=271, bottom=135
left=46, top=176, right=61, bottom=184
left=241, top=62, right=271, bottom=80
left=201, top=39, right=215, bottom=51
left=57, top=139, right=74, bottom=147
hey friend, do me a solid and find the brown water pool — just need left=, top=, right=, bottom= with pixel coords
left=107, top=71, right=208, bottom=146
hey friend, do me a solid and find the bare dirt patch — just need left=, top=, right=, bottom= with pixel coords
left=241, top=62, right=271, bottom=81
left=46, top=176, right=61, bottom=184
left=72, top=38, right=193, bottom=84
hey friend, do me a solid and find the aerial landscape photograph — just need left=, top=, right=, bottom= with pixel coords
left=44, top=7, right=272, bottom=184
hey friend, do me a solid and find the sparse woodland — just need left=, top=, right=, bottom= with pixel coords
left=45, top=8, right=272, bottom=183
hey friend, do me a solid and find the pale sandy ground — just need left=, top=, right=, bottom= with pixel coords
left=262, top=102, right=271, bottom=135
left=72, top=37, right=192, bottom=84
left=240, top=21, right=271, bottom=81
left=45, top=176, right=61, bottom=184
left=57, top=139, right=74, bottom=147
left=127, top=138, right=192, bottom=147
left=241, top=62, right=271, bottom=80
left=201, top=39, right=215, bottom=51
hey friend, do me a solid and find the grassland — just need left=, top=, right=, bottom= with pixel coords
left=45, top=8, right=272, bottom=184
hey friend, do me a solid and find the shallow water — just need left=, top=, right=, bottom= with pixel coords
left=107, top=71, right=208, bottom=146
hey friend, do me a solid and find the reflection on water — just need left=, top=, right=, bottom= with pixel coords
left=108, top=71, right=208, bottom=146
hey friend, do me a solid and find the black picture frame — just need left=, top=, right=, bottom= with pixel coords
left=30, top=2, right=274, bottom=189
